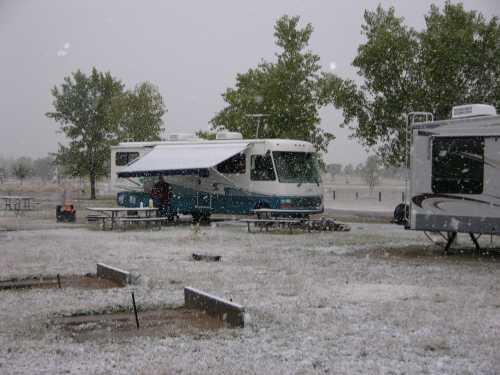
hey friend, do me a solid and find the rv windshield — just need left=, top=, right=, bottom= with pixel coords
left=273, top=152, right=320, bottom=183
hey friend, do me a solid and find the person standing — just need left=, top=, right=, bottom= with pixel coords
left=150, top=176, right=170, bottom=217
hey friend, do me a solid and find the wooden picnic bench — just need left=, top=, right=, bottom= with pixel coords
left=116, top=216, right=171, bottom=230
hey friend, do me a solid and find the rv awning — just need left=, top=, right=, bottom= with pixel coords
left=117, top=143, right=249, bottom=178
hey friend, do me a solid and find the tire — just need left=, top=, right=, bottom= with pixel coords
left=192, top=212, right=211, bottom=224
left=192, top=212, right=202, bottom=223
left=254, top=202, right=270, bottom=219
left=392, top=203, right=409, bottom=225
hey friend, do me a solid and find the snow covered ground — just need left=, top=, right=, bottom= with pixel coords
left=1, top=211, right=500, bottom=374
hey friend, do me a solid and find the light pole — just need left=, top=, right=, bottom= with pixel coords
left=245, top=114, right=269, bottom=139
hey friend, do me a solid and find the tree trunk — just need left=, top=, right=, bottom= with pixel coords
left=90, top=173, right=96, bottom=200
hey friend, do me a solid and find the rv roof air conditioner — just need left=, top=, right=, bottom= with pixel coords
left=451, top=104, right=497, bottom=119
left=215, top=132, right=243, bottom=140
left=166, top=133, right=198, bottom=141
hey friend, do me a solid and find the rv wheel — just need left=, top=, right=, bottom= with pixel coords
left=254, top=202, right=270, bottom=219
left=192, top=212, right=211, bottom=224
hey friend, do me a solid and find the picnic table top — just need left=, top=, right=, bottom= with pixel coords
left=251, top=208, right=323, bottom=215
left=117, top=216, right=170, bottom=221
left=86, top=207, right=158, bottom=212
left=239, top=218, right=303, bottom=223
left=0, top=196, right=35, bottom=200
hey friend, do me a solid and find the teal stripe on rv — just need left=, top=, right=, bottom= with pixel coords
left=117, top=184, right=322, bottom=215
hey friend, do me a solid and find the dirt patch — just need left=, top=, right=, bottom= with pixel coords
left=55, top=306, right=225, bottom=342
left=0, top=274, right=123, bottom=291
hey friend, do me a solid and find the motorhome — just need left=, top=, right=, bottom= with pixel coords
left=402, top=104, right=500, bottom=249
left=111, top=132, right=323, bottom=220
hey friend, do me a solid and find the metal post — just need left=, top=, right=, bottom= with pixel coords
left=355, top=192, right=358, bottom=200
left=378, top=192, right=382, bottom=202
left=131, top=292, right=140, bottom=329
left=333, top=191, right=335, bottom=200
left=402, top=191, right=405, bottom=202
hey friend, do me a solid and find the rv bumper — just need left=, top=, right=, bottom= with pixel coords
left=278, top=196, right=323, bottom=211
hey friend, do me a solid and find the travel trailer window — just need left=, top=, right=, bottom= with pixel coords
left=250, top=154, right=276, bottom=181
left=116, top=152, right=139, bottom=166
left=216, top=153, right=246, bottom=174
left=273, top=152, right=320, bottom=183
left=431, top=137, right=484, bottom=194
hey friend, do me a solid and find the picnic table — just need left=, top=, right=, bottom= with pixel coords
left=86, top=207, right=161, bottom=230
left=240, top=208, right=349, bottom=233
left=0, top=196, right=36, bottom=211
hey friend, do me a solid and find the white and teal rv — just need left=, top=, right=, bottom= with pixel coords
left=111, top=132, right=323, bottom=220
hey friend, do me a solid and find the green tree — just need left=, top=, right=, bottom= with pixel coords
left=326, top=163, right=343, bottom=179
left=210, top=15, right=334, bottom=153
left=324, top=2, right=500, bottom=165
left=46, top=68, right=124, bottom=199
left=361, top=156, right=381, bottom=193
left=0, top=157, right=13, bottom=184
left=113, top=82, right=166, bottom=141
left=195, top=130, right=217, bottom=140
left=354, top=163, right=364, bottom=176
left=343, top=163, right=354, bottom=176
left=32, top=155, right=56, bottom=182
left=12, top=157, right=32, bottom=185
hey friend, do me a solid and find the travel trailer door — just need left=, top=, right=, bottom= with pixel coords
left=195, top=191, right=212, bottom=210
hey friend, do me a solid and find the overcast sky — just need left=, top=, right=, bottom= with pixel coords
left=0, top=0, right=498, bottom=165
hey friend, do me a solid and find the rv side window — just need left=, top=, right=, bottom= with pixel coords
left=431, top=137, right=484, bottom=194
left=216, top=153, right=246, bottom=174
left=250, top=154, right=276, bottom=181
left=116, top=152, right=139, bottom=166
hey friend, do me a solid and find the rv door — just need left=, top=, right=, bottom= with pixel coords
left=195, top=191, right=212, bottom=209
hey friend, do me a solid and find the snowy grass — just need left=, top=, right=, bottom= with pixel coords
left=1, top=215, right=500, bottom=373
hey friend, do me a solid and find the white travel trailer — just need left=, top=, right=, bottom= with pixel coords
left=403, top=104, right=500, bottom=250
left=111, top=132, right=323, bottom=220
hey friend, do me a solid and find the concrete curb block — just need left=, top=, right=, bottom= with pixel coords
left=184, top=286, right=245, bottom=328
left=96, top=263, right=131, bottom=286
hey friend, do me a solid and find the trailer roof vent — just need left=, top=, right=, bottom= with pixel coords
left=216, top=132, right=243, bottom=140
left=451, top=104, right=497, bottom=119
left=166, top=133, right=199, bottom=141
